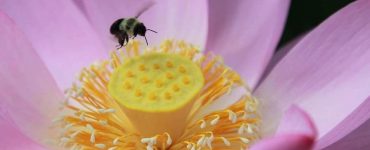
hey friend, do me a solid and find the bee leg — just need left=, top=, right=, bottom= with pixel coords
left=116, top=44, right=123, bottom=49
left=117, top=39, right=124, bottom=49
left=125, top=34, right=129, bottom=44
left=122, top=40, right=128, bottom=47
left=144, top=36, right=148, bottom=45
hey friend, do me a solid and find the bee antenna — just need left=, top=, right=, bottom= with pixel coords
left=144, top=36, right=149, bottom=45
left=147, top=29, right=157, bottom=33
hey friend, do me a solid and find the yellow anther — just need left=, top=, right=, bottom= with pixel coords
left=161, top=40, right=173, bottom=51
left=166, top=72, right=173, bottom=79
left=141, top=76, right=150, bottom=84
left=166, top=61, right=174, bottom=68
left=156, top=79, right=163, bottom=88
left=172, top=84, right=180, bottom=92
left=153, top=63, right=161, bottom=70
left=179, top=65, right=186, bottom=73
left=135, top=90, right=142, bottom=97
left=182, top=76, right=190, bottom=85
left=123, top=82, right=132, bottom=90
left=164, top=92, right=172, bottom=100
left=139, top=64, right=146, bottom=71
left=126, top=71, right=134, bottom=78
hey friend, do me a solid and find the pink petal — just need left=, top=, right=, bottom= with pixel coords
left=251, top=106, right=316, bottom=150
left=323, top=114, right=370, bottom=149
left=0, top=12, right=64, bottom=145
left=316, top=97, right=370, bottom=149
left=205, top=0, right=290, bottom=89
left=251, top=134, right=315, bottom=150
left=73, top=0, right=208, bottom=48
left=73, top=0, right=154, bottom=48
left=0, top=115, right=45, bottom=150
left=254, top=0, right=370, bottom=140
left=0, top=0, right=108, bottom=89
left=260, top=33, right=306, bottom=85
left=276, top=105, right=317, bottom=137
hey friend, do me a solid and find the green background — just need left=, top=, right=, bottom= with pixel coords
left=278, top=0, right=354, bottom=48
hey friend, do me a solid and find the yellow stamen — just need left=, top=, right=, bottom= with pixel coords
left=55, top=40, right=261, bottom=150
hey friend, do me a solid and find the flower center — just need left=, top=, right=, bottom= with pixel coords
left=109, top=53, right=204, bottom=111
left=108, top=53, right=204, bottom=139
left=54, top=40, right=261, bottom=150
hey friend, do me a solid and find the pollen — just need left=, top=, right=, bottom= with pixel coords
left=55, top=40, right=261, bottom=150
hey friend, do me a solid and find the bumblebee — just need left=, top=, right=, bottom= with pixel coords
left=110, top=5, right=157, bottom=48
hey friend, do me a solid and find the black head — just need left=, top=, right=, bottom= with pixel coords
left=133, top=23, right=147, bottom=36
left=110, top=18, right=124, bottom=34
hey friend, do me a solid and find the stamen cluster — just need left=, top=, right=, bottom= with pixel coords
left=54, top=40, right=261, bottom=150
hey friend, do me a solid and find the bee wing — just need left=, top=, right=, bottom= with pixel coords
left=135, top=1, right=156, bottom=18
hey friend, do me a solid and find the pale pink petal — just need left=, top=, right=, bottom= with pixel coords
left=73, top=0, right=208, bottom=48
left=205, top=0, right=290, bottom=89
left=254, top=0, right=370, bottom=140
left=251, top=106, right=316, bottom=150
left=323, top=115, right=370, bottom=150
left=0, top=0, right=108, bottom=89
left=73, top=0, right=154, bottom=48
left=0, top=116, right=45, bottom=150
left=316, top=97, right=370, bottom=149
left=0, top=12, right=64, bottom=144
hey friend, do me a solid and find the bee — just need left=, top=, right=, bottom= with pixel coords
left=110, top=4, right=157, bottom=48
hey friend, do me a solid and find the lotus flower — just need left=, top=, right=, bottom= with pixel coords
left=1, top=0, right=370, bottom=149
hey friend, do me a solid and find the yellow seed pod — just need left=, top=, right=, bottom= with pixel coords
left=109, top=53, right=204, bottom=112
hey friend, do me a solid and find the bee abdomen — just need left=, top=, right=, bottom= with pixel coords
left=110, top=18, right=124, bottom=34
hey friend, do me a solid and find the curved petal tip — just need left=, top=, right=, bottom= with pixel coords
left=252, top=105, right=317, bottom=150
left=277, top=105, right=317, bottom=137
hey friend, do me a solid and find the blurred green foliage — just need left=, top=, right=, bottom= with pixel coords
left=278, top=0, right=354, bottom=48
